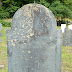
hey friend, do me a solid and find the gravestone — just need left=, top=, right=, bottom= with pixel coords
left=68, top=24, right=72, bottom=30
left=0, top=23, right=2, bottom=31
left=6, top=3, right=62, bottom=72
left=0, top=23, right=2, bottom=42
left=61, top=24, right=66, bottom=33
left=63, top=28, right=72, bottom=46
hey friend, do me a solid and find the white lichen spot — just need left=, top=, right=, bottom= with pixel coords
left=14, top=39, right=17, bottom=42
left=11, top=40, right=13, bottom=42
left=26, top=26, right=28, bottom=28
left=29, top=32, right=34, bottom=37
left=28, top=13, right=31, bottom=17
left=26, top=35, right=30, bottom=38
left=35, top=36, right=37, bottom=37
left=22, top=24, right=24, bottom=28
left=21, top=34, right=23, bottom=36
left=15, top=28, right=17, bottom=30
left=24, top=43, right=26, bottom=45
left=50, top=36, right=52, bottom=39
left=12, top=43, right=16, bottom=46
left=28, top=51, right=31, bottom=53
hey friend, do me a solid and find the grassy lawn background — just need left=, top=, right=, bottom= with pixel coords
left=0, top=27, right=8, bottom=72
left=0, top=26, right=72, bottom=72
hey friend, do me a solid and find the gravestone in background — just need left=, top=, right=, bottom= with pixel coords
left=61, top=24, right=66, bottom=33
left=0, top=23, right=2, bottom=31
left=0, top=23, right=2, bottom=42
left=68, top=24, right=72, bottom=30
left=63, top=28, right=72, bottom=46
left=6, top=3, right=62, bottom=72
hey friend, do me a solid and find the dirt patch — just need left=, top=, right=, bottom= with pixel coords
left=0, top=67, right=2, bottom=71
left=3, top=18, right=12, bottom=22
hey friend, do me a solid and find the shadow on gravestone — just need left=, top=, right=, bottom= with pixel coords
left=6, top=3, right=62, bottom=72
left=57, top=29, right=62, bottom=72
left=0, top=23, right=2, bottom=42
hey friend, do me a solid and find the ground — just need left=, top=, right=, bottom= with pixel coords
left=0, top=27, right=72, bottom=72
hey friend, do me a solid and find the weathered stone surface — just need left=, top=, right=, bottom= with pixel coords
left=63, top=28, right=72, bottom=46
left=6, top=3, right=62, bottom=72
left=56, top=29, right=62, bottom=72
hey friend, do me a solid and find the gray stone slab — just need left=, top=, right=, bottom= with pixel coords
left=0, top=23, right=2, bottom=31
left=63, top=28, right=72, bottom=46
left=6, top=3, right=62, bottom=72
left=56, top=29, right=62, bottom=72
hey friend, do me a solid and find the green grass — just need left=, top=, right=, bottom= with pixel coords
left=63, top=18, right=72, bottom=21
left=62, top=46, right=72, bottom=72
left=0, top=27, right=8, bottom=72
left=57, top=26, right=61, bottom=29
left=0, top=27, right=72, bottom=72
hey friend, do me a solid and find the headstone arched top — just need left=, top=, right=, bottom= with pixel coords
left=7, top=3, right=57, bottom=42
left=11, top=4, right=57, bottom=36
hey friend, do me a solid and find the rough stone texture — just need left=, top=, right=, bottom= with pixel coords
left=0, top=23, right=2, bottom=42
left=56, top=29, right=62, bottom=72
left=6, top=3, right=62, bottom=72
left=63, top=28, right=72, bottom=46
